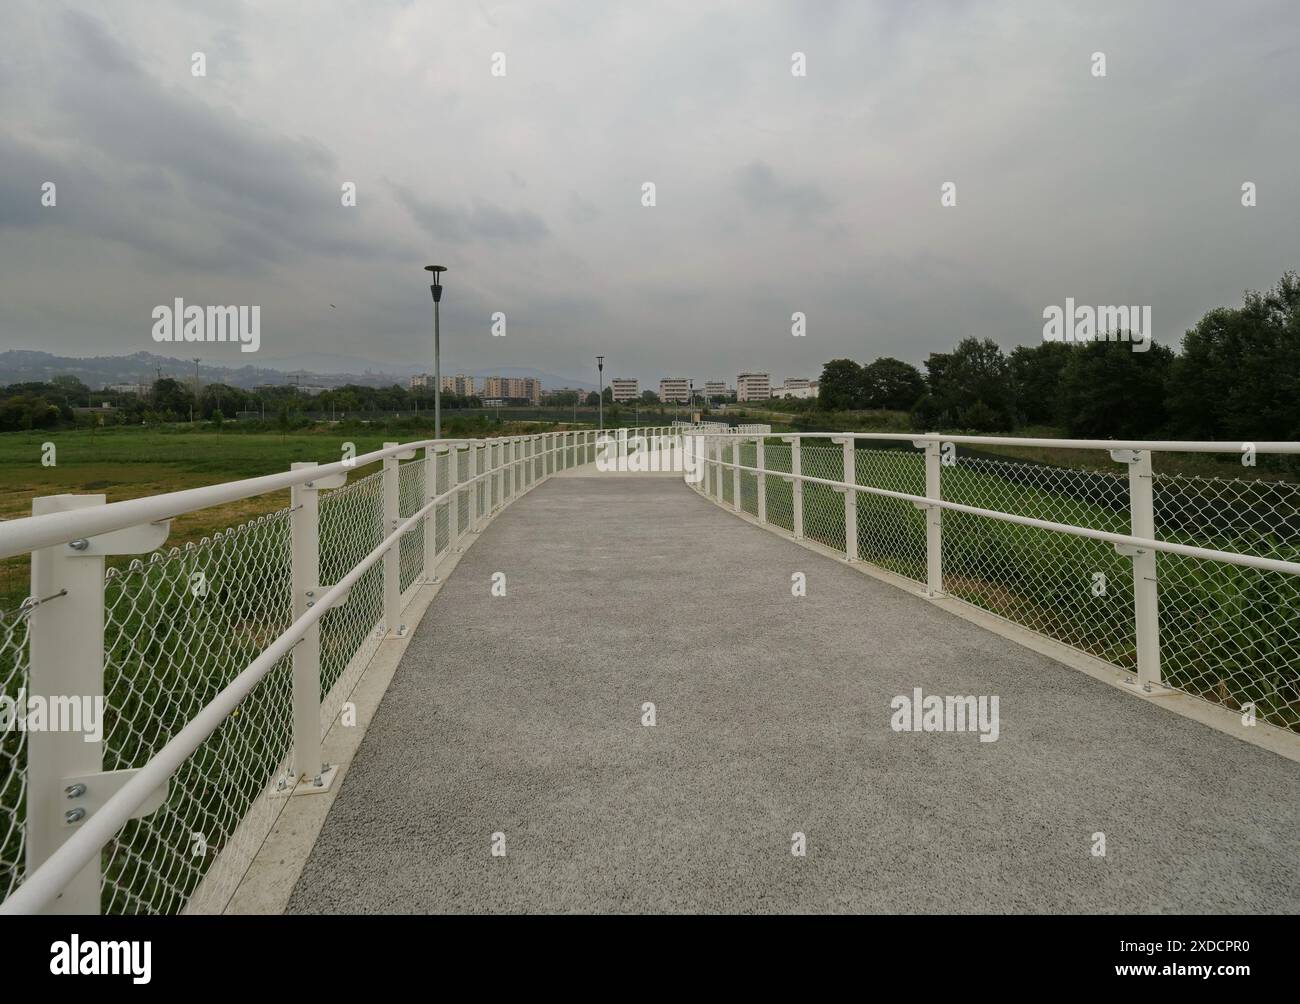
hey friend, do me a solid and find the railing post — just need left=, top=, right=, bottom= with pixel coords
left=838, top=436, right=857, bottom=561
left=714, top=438, right=723, bottom=502
left=26, top=496, right=106, bottom=914
left=474, top=442, right=487, bottom=531
left=26, top=494, right=171, bottom=913
left=423, top=446, right=441, bottom=581
left=448, top=444, right=461, bottom=548
left=756, top=436, right=766, bottom=524
left=1113, top=448, right=1162, bottom=691
left=921, top=438, right=944, bottom=597
left=789, top=435, right=804, bottom=539
left=731, top=437, right=741, bottom=510
left=289, top=461, right=345, bottom=787
left=381, top=443, right=404, bottom=636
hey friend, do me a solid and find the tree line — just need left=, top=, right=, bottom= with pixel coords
left=815, top=271, right=1299, bottom=441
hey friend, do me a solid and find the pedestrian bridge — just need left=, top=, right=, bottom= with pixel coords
left=1, top=429, right=1297, bottom=914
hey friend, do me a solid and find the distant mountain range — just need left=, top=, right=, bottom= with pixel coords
left=0, top=350, right=594, bottom=392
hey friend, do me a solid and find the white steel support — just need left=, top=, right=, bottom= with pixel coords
left=787, top=436, right=804, bottom=539
left=923, top=438, right=944, bottom=596
left=756, top=437, right=767, bottom=524
left=732, top=439, right=741, bottom=510
left=714, top=439, right=723, bottom=502
left=422, top=446, right=438, bottom=580
left=27, top=494, right=170, bottom=913
left=448, top=445, right=461, bottom=548
left=838, top=437, right=857, bottom=561
left=1113, top=448, right=1163, bottom=691
left=289, top=462, right=344, bottom=790
left=381, top=442, right=413, bottom=636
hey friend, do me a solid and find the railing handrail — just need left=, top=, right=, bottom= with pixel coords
left=690, top=429, right=1300, bottom=454
left=698, top=449, right=1300, bottom=578
left=0, top=433, right=550, bottom=561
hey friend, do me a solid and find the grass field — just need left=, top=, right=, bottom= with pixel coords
left=0, top=417, right=592, bottom=611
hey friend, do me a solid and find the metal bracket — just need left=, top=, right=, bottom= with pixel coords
left=1113, top=542, right=1148, bottom=557
left=67, top=520, right=171, bottom=556
left=1109, top=449, right=1142, bottom=464
left=911, top=501, right=937, bottom=511
left=62, top=769, right=168, bottom=824
left=779, top=436, right=800, bottom=444
left=780, top=475, right=795, bottom=484
left=304, top=472, right=348, bottom=490
left=830, top=436, right=854, bottom=446
left=271, top=762, right=340, bottom=798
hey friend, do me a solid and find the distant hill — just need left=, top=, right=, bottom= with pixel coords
left=0, top=350, right=592, bottom=392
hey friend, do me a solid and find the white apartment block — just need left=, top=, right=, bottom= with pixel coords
left=782, top=377, right=811, bottom=390
left=611, top=378, right=639, bottom=403
left=703, top=381, right=728, bottom=400
left=736, top=373, right=771, bottom=401
left=658, top=377, right=690, bottom=403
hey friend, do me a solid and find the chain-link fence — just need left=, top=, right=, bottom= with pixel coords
left=691, top=433, right=1300, bottom=734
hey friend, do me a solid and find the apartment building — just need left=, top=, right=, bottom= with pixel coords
left=437, top=373, right=476, bottom=396
left=703, top=381, right=728, bottom=400
left=611, top=378, right=639, bottom=403
left=481, top=376, right=542, bottom=404
left=782, top=377, right=811, bottom=390
left=658, top=377, right=690, bottom=403
left=736, top=373, right=771, bottom=401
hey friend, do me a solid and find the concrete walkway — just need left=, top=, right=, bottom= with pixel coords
left=288, top=475, right=1300, bottom=914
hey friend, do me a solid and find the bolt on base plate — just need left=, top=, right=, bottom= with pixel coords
left=270, top=763, right=340, bottom=798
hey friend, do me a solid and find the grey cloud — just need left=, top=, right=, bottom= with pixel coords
left=735, top=160, right=833, bottom=217
left=392, top=185, right=550, bottom=244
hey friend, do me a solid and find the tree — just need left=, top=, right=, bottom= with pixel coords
left=150, top=377, right=193, bottom=420
left=641, top=389, right=660, bottom=404
left=1010, top=342, right=1073, bottom=425
left=861, top=357, right=925, bottom=410
left=584, top=391, right=600, bottom=407
left=1167, top=271, right=1300, bottom=441
left=1056, top=339, right=1174, bottom=438
left=918, top=338, right=1015, bottom=430
left=818, top=358, right=864, bottom=410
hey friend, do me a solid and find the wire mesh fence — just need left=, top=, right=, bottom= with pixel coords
left=692, top=434, right=1300, bottom=733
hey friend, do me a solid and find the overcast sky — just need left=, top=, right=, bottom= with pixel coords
left=1, top=0, right=1297, bottom=387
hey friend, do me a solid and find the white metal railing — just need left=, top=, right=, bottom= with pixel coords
left=672, top=420, right=772, bottom=436
left=685, top=430, right=1300, bottom=735
left=0, top=427, right=669, bottom=915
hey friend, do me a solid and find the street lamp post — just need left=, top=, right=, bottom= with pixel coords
left=425, top=265, right=447, bottom=439
left=596, top=355, right=604, bottom=431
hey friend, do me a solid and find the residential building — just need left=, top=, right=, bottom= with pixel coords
left=438, top=374, right=476, bottom=396
left=611, top=378, right=639, bottom=403
left=782, top=377, right=811, bottom=391
left=736, top=373, right=771, bottom=401
left=658, top=377, right=689, bottom=403
left=480, top=376, right=542, bottom=404
left=703, top=381, right=728, bottom=401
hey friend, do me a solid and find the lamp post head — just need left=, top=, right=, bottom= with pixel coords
left=425, top=264, right=447, bottom=302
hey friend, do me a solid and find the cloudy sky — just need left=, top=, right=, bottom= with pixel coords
left=1, top=0, right=1296, bottom=387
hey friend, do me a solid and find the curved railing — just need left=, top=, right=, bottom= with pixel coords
left=683, top=431, right=1300, bottom=737
left=0, top=427, right=668, bottom=915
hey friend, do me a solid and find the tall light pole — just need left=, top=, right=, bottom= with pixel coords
left=596, top=355, right=604, bottom=431
left=425, top=265, right=447, bottom=438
